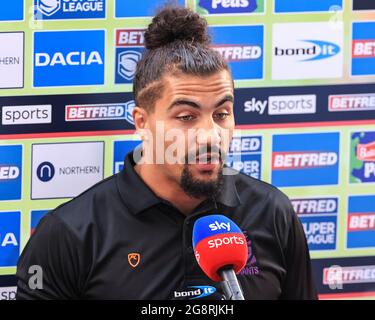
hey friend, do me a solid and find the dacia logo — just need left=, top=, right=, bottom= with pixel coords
left=37, top=0, right=61, bottom=16
left=118, top=51, right=142, bottom=81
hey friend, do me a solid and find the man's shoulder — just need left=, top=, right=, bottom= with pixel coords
left=47, top=174, right=120, bottom=239
left=231, top=170, right=293, bottom=212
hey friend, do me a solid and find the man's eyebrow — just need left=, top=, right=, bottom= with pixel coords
left=167, top=95, right=234, bottom=111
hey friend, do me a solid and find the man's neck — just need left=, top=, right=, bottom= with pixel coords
left=134, top=163, right=205, bottom=215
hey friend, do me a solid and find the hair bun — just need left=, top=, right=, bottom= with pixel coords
left=144, top=6, right=210, bottom=50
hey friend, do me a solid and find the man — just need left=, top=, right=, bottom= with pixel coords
left=16, top=6, right=317, bottom=299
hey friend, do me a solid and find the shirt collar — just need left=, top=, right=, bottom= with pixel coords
left=117, top=151, right=242, bottom=215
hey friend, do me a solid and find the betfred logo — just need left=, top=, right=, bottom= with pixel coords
left=34, top=0, right=106, bottom=20
left=0, top=145, right=22, bottom=201
left=65, top=102, right=135, bottom=124
left=292, top=197, right=338, bottom=215
left=33, top=30, right=105, bottom=87
left=226, top=136, right=262, bottom=179
left=197, top=0, right=264, bottom=15
left=347, top=195, right=375, bottom=248
left=2, top=105, right=52, bottom=125
left=210, top=25, right=264, bottom=80
left=0, top=212, right=20, bottom=267
left=272, top=23, right=343, bottom=80
left=292, top=197, right=338, bottom=251
left=350, top=132, right=375, bottom=183
left=115, top=29, right=145, bottom=84
left=352, top=22, right=375, bottom=76
left=272, top=133, right=340, bottom=187
left=329, top=94, right=375, bottom=112
left=323, top=265, right=375, bottom=285
left=272, top=152, right=338, bottom=170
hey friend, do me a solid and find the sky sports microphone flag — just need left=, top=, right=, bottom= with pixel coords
left=192, top=215, right=248, bottom=300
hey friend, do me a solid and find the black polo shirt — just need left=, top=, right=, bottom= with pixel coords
left=16, top=152, right=317, bottom=300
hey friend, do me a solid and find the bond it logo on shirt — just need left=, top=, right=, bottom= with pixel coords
left=352, top=22, right=375, bottom=76
left=350, top=131, right=375, bottom=183
left=347, top=195, right=375, bottom=249
left=272, top=133, right=340, bottom=187
left=292, top=197, right=338, bottom=250
left=115, top=29, right=145, bottom=84
left=34, top=0, right=106, bottom=20
left=33, top=30, right=105, bottom=87
left=197, top=0, right=264, bottom=14
left=210, top=26, right=263, bottom=80
left=0, top=212, right=20, bottom=267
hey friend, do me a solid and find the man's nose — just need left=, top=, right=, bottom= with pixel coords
left=196, top=119, right=222, bottom=147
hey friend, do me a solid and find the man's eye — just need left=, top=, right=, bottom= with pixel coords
left=176, top=115, right=195, bottom=122
left=214, top=113, right=230, bottom=120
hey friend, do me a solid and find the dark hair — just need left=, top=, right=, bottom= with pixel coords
left=133, top=6, right=229, bottom=111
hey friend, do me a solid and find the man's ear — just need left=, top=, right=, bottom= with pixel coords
left=133, top=106, right=149, bottom=141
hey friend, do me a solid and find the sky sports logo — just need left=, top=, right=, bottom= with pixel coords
left=2, top=105, right=52, bottom=125
left=115, top=29, right=145, bottom=84
left=0, top=145, right=22, bottom=201
left=34, top=0, right=105, bottom=20
left=347, top=195, right=375, bottom=249
left=272, top=22, right=343, bottom=80
left=65, top=102, right=135, bottom=125
left=329, top=93, right=375, bottom=112
left=352, top=22, right=375, bottom=76
left=33, top=30, right=105, bottom=87
left=272, top=133, right=340, bottom=187
left=274, top=0, right=342, bottom=13
left=292, top=197, right=338, bottom=251
left=0, top=0, right=23, bottom=21
left=244, top=94, right=316, bottom=115
left=210, top=25, right=263, bottom=80
left=0, top=211, right=20, bottom=267
left=323, top=265, right=375, bottom=285
left=197, top=0, right=264, bottom=15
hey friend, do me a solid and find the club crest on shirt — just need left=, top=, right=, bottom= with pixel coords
left=128, top=252, right=141, bottom=268
left=239, top=230, right=260, bottom=276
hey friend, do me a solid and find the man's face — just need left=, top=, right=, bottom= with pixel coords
left=140, top=69, right=235, bottom=198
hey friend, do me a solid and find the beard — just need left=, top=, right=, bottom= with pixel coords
left=179, top=164, right=224, bottom=199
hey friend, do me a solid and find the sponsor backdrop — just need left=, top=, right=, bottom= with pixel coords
left=0, top=0, right=374, bottom=300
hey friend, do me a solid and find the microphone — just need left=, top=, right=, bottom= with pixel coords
left=192, top=214, right=248, bottom=300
